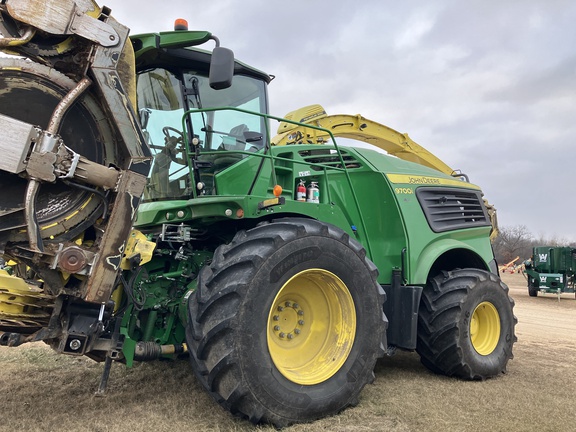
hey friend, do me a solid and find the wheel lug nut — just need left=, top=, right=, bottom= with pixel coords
left=298, top=310, right=304, bottom=316
left=287, top=333, right=293, bottom=339
left=285, top=301, right=291, bottom=307
left=294, top=329, right=301, bottom=335
left=277, top=306, right=284, bottom=311
left=293, top=303, right=299, bottom=309
left=273, top=315, right=279, bottom=321
left=279, top=332, right=286, bottom=338
left=298, top=320, right=304, bottom=326
left=274, top=325, right=280, bottom=331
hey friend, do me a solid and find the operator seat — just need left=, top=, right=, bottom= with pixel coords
left=200, top=124, right=262, bottom=194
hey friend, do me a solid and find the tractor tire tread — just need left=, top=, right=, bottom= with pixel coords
left=185, top=218, right=385, bottom=427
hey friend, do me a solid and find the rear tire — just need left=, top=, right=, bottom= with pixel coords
left=417, top=269, right=516, bottom=380
left=528, top=278, right=538, bottom=297
left=185, top=218, right=386, bottom=427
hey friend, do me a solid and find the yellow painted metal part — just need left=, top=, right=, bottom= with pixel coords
left=386, top=173, right=480, bottom=190
left=4, top=28, right=36, bottom=47
left=273, top=104, right=454, bottom=175
left=0, top=269, right=53, bottom=330
left=120, top=229, right=156, bottom=270
left=118, top=35, right=137, bottom=110
left=110, top=285, right=123, bottom=313
left=470, top=301, right=501, bottom=355
left=266, top=269, right=356, bottom=385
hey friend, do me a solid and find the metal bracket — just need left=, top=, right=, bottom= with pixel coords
left=4, top=0, right=119, bottom=47
left=68, top=3, right=119, bottom=47
left=161, top=223, right=192, bottom=243
left=26, top=151, right=58, bottom=182
left=0, top=114, right=41, bottom=174
left=50, top=243, right=97, bottom=275
left=55, top=145, right=81, bottom=179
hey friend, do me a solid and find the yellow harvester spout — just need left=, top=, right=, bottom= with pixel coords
left=272, top=104, right=499, bottom=240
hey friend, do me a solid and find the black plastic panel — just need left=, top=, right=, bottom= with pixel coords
left=416, top=187, right=490, bottom=233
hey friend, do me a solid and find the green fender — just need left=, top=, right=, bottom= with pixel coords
left=410, top=238, right=490, bottom=285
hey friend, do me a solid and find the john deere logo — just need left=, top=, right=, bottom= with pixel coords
left=538, top=253, right=547, bottom=262
left=540, top=276, right=546, bottom=282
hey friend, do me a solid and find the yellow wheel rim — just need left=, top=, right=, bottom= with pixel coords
left=267, top=269, right=356, bottom=385
left=470, top=301, right=501, bottom=355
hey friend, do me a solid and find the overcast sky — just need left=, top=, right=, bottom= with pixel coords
left=103, top=0, right=576, bottom=242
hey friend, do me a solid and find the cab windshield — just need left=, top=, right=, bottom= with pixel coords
left=137, top=68, right=268, bottom=201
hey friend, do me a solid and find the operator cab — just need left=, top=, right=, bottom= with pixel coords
left=133, top=31, right=271, bottom=201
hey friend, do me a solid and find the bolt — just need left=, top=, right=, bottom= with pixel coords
left=279, top=332, right=286, bottom=338
left=274, top=325, right=280, bottom=331
left=294, top=329, right=301, bottom=335
left=273, top=315, right=279, bottom=321
left=277, top=306, right=284, bottom=312
left=298, top=320, right=305, bottom=325
left=109, top=35, right=116, bottom=41
left=293, top=303, right=299, bottom=309
left=69, top=339, right=82, bottom=351
left=298, top=310, right=304, bottom=316
left=285, top=301, right=292, bottom=307
left=287, top=333, right=293, bottom=339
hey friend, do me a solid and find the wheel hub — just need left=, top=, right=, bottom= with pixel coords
left=267, top=269, right=356, bottom=385
left=470, top=301, right=501, bottom=355
left=271, top=301, right=305, bottom=341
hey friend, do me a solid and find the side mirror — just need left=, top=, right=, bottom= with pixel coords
left=209, top=47, right=234, bottom=90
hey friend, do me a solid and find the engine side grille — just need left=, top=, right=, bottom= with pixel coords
left=416, top=187, right=490, bottom=233
left=298, top=149, right=362, bottom=170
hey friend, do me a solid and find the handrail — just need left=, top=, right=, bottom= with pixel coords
left=181, top=106, right=373, bottom=257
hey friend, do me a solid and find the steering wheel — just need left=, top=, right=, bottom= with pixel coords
left=162, top=126, right=186, bottom=152
left=162, top=126, right=184, bottom=141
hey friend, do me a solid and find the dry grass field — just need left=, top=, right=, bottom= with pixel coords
left=1, top=272, right=575, bottom=432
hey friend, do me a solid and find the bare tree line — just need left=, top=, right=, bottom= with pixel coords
left=492, top=225, right=576, bottom=264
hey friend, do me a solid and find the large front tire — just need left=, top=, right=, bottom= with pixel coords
left=185, top=218, right=386, bottom=427
left=417, top=269, right=516, bottom=380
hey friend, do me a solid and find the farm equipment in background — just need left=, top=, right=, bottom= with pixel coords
left=511, top=263, right=525, bottom=274
left=0, top=0, right=516, bottom=427
left=499, top=256, right=519, bottom=274
left=524, top=246, right=576, bottom=298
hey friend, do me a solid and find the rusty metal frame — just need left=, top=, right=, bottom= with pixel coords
left=0, top=1, right=152, bottom=307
